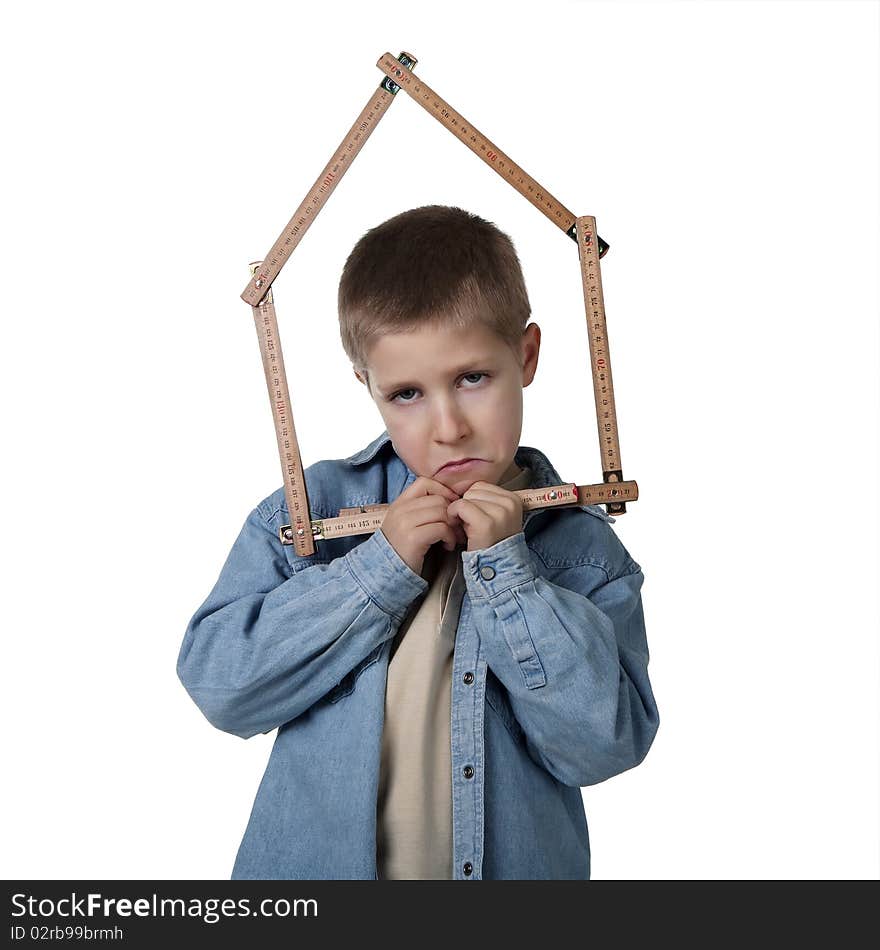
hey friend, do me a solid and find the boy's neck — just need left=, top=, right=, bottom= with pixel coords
left=498, top=459, right=523, bottom=485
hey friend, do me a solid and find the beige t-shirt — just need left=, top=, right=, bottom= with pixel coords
left=375, top=463, right=533, bottom=879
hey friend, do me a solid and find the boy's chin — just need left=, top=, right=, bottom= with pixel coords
left=442, top=474, right=491, bottom=493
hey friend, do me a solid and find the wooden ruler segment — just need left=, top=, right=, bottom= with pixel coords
left=374, top=52, right=609, bottom=258
left=248, top=262, right=315, bottom=556
left=575, top=215, right=625, bottom=515
left=279, top=480, right=639, bottom=545
left=241, top=52, right=418, bottom=307
left=575, top=479, right=637, bottom=507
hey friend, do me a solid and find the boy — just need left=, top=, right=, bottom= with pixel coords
left=177, top=205, right=659, bottom=880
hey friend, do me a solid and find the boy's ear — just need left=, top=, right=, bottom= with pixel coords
left=353, top=368, right=371, bottom=394
left=521, top=322, right=541, bottom=387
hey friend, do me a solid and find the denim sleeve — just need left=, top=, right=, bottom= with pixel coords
left=462, top=531, right=660, bottom=787
left=176, top=507, right=428, bottom=739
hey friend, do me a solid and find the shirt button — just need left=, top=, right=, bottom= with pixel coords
left=463, top=764, right=474, bottom=779
left=463, top=671, right=474, bottom=685
left=480, top=566, right=496, bottom=580
left=463, top=862, right=473, bottom=876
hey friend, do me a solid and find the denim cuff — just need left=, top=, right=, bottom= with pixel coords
left=461, top=531, right=537, bottom=603
left=344, top=527, right=428, bottom=623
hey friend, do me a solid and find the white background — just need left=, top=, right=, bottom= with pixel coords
left=2, top=0, right=877, bottom=880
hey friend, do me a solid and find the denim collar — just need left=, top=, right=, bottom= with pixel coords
left=344, top=429, right=614, bottom=525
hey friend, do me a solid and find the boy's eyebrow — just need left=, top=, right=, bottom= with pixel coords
left=376, top=357, right=497, bottom=395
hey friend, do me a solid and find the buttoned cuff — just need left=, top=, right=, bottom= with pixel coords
left=344, top=528, right=428, bottom=623
left=461, top=531, right=537, bottom=603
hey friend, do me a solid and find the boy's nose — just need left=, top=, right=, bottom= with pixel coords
left=434, top=420, right=471, bottom=446
left=432, top=408, right=471, bottom=443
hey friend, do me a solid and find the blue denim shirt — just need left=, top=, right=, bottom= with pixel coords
left=177, top=430, right=659, bottom=880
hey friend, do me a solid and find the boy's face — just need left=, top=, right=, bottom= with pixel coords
left=355, top=320, right=541, bottom=492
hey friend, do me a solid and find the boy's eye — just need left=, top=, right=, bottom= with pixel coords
left=390, top=372, right=488, bottom=404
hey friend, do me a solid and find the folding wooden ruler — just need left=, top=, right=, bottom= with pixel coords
left=243, top=51, right=638, bottom=556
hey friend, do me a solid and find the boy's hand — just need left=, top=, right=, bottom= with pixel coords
left=380, top=476, right=467, bottom=576
left=447, top=482, right=524, bottom=552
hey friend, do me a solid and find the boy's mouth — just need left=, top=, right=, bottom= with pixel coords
left=435, top=458, right=485, bottom=475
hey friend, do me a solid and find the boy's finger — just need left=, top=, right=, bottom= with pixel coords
left=432, top=479, right=460, bottom=498
left=422, top=481, right=460, bottom=500
left=404, top=477, right=460, bottom=499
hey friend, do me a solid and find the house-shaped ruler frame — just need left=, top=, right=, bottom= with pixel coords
left=240, top=51, right=639, bottom=557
